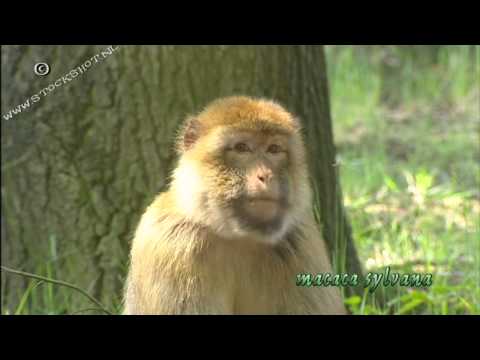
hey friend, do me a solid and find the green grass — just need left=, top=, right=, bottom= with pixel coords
left=326, top=45, right=479, bottom=314
left=2, top=235, right=122, bottom=315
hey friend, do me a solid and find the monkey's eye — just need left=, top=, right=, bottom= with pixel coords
left=234, top=142, right=251, bottom=153
left=267, top=144, right=283, bottom=154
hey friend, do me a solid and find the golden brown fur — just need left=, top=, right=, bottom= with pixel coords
left=123, top=96, right=346, bottom=314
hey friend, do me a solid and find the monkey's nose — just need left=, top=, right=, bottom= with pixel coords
left=257, top=171, right=272, bottom=184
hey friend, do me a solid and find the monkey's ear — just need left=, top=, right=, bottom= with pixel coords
left=177, top=117, right=202, bottom=154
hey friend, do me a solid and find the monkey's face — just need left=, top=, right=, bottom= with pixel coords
left=199, top=128, right=297, bottom=244
left=173, top=97, right=312, bottom=245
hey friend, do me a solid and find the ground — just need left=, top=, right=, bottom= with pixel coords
left=327, top=45, right=479, bottom=314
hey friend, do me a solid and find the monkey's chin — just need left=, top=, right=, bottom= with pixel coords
left=209, top=197, right=290, bottom=245
left=231, top=203, right=288, bottom=245
left=244, top=199, right=279, bottom=221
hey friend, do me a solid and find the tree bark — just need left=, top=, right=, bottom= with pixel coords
left=1, top=45, right=362, bottom=312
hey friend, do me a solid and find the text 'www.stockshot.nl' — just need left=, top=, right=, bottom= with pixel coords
left=2, top=45, right=120, bottom=121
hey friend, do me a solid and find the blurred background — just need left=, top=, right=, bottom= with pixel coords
left=327, top=45, right=478, bottom=314
left=1, top=45, right=479, bottom=314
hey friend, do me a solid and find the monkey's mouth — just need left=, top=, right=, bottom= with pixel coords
left=240, top=196, right=282, bottom=222
left=230, top=195, right=287, bottom=234
left=246, top=196, right=279, bottom=203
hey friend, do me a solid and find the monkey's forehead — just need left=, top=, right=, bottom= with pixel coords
left=195, top=96, right=300, bottom=133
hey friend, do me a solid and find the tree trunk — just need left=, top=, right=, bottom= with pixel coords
left=1, top=45, right=362, bottom=313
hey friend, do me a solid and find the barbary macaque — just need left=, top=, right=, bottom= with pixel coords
left=123, top=96, right=346, bottom=314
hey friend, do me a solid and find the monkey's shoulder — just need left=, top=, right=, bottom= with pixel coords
left=133, top=191, right=208, bottom=249
left=138, top=191, right=180, bottom=226
left=147, top=191, right=176, bottom=213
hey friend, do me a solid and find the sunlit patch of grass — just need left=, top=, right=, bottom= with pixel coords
left=342, top=167, right=479, bottom=314
left=328, top=45, right=479, bottom=315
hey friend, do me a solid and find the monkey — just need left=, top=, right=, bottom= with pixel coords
left=123, top=96, right=347, bottom=315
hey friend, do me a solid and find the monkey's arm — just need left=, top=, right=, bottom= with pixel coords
left=124, top=269, right=232, bottom=315
left=123, top=202, right=233, bottom=315
left=124, top=246, right=233, bottom=315
left=304, top=221, right=348, bottom=314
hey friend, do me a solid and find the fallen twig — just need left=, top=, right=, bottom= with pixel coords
left=1, top=266, right=112, bottom=315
